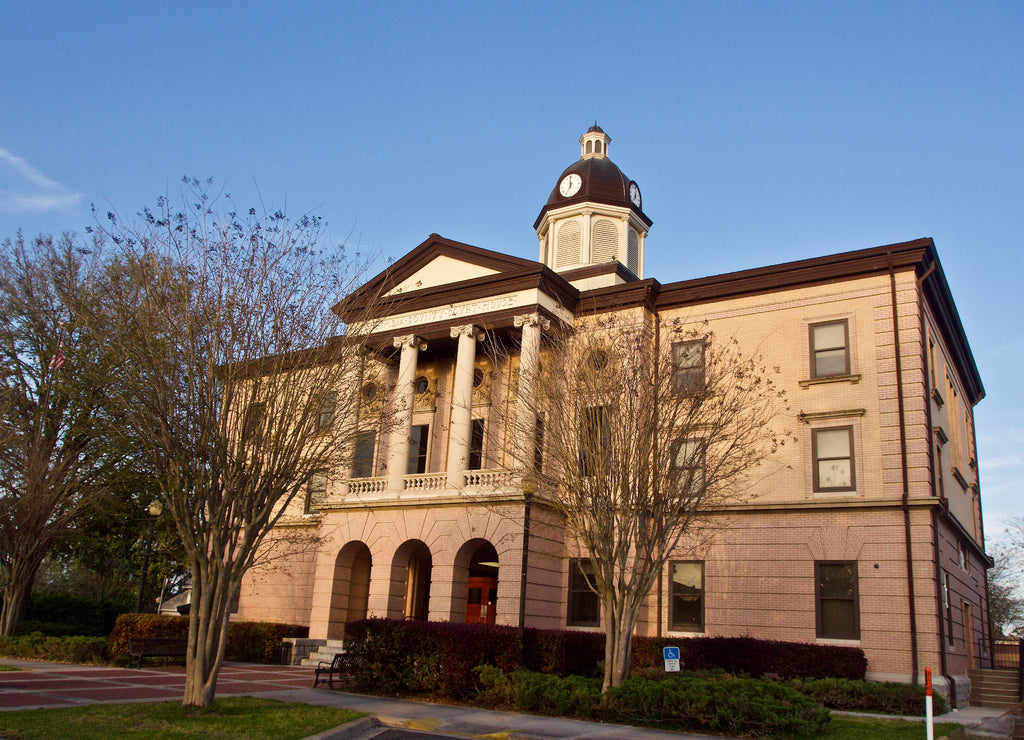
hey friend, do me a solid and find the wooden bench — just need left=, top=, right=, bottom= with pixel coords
left=313, top=653, right=345, bottom=689
left=127, top=637, right=187, bottom=668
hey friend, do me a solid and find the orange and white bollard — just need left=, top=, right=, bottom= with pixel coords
left=925, top=667, right=934, bottom=740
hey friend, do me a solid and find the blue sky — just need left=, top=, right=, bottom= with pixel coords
left=2, top=2, right=1020, bottom=541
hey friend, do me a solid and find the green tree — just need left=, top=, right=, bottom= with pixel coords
left=93, top=179, right=376, bottom=707
left=0, top=233, right=119, bottom=635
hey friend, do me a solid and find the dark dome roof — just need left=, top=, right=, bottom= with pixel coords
left=534, top=152, right=650, bottom=230
left=544, top=156, right=632, bottom=209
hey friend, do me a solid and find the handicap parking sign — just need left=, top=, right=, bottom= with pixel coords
left=663, top=646, right=680, bottom=672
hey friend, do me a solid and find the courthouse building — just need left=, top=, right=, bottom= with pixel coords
left=236, top=126, right=990, bottom=703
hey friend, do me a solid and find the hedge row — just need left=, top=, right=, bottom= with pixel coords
left=0, top=633, right=109, bottom=664
left=474, top=667, right=831, bottom=738
left=340, top=618, right=867, bottom=698
left=108, top=614, right=308, bottom=664
left=786, top=677, right=946, bottom=716
left=632, top=634, right=868, bottom=680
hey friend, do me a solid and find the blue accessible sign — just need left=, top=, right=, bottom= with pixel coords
left=663, top=646, right=680, bottom=672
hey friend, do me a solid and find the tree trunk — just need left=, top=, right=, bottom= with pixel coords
left=601, top=597, right=638, bottom=694
left=181, top=560, right=237, bottom=707
left=1, top=551, right=45, bottom=636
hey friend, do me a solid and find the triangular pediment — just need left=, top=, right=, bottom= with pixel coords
left=361, top=234, right=539, bottom=298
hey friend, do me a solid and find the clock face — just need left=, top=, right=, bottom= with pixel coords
left=559, top=173, right=582, bottom=198
left=629, top=182, right=641, bottom=208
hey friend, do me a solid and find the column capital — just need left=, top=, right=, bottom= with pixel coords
left=450, top=324, right=484, bottom=341
left=514, top=313, right=551, bottom=330
left=393, top=334, right=426, bottom=351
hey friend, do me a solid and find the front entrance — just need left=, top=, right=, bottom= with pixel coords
left=466, top=576, right=498, bottom=624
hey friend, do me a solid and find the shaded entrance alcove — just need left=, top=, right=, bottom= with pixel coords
left=452, top=539, right=499, bottom=624
left=327, top=541, right=372, bottom=639
left=388, top=539, right=432, bottom=620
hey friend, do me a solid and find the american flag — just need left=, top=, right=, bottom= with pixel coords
left=48, top=338, right=65, bottom=372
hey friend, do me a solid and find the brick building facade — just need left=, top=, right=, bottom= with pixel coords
left=236, top=126, right=989, bottom=704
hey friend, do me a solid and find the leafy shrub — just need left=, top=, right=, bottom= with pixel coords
left=509, top=671, right=602, bottom=717
left=108, top=613, right=189, bottom=657
left=109, top=613, right=307, bottom=664
left=632, top=635, right=867, bottom=680
left=786, top=677, right=947, bottom=716
left=342, top=618, right=521, bottom=697
left=20, top=592, right=131, bottom=637
left=226, top=620, right=308, bottom=663
left=602, top=674, right=831, bottom=738
left=340, top=619, right=866, bottom=698
left=523, top=628, right=604, bottom=677
left=0, top=633, right=109, bottom=663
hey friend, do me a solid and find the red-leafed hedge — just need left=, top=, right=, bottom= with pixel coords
left=109, top=614, right=307, bottom=664
left=340, top=619, right=866, bottom=698
left=630, top=635, right=867, bottom=680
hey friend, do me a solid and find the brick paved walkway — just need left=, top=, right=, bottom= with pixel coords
left=0, top=660, right=316, bottom=710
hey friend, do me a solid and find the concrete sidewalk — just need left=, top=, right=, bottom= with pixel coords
left=0, top=658, right=1013, bottom=739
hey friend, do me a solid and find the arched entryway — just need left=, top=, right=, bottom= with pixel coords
left=388, top=540, right=432, bottom=621
left=327, top=541, right=372, bottom=639
left=453, top=539, right=499, bottom=625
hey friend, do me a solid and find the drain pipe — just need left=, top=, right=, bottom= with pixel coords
left=890, top=253, right=920, bottom=684
left=918, top=262, right=956, bottom=707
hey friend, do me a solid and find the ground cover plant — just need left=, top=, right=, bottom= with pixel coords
left=0, top=633, right=108, bottom=664
left=474, top=667, right=832, bottom=738
left=0, top=697, right=363, bottom=740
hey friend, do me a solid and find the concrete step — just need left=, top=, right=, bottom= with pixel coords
left=300, top=639, right=346, bottom=666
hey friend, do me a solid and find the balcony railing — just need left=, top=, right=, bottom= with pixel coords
left=342, top=469, right=519, bottom=499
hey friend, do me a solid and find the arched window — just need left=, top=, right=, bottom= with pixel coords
left=585, top=140, right=593, bottom=154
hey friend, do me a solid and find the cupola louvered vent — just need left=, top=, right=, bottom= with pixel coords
left=591, top=219, right=618, bottom=263
left=627, top=228, right=639, bottom=275
left=556, top=221, right=582, bottom=268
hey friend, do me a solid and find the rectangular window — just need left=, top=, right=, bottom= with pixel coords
left=812, top=427, right=855, bottom=492
left=579, top=406, right=610, bottom=476
left=810, top=320, right=850, bottom=378
left=567, top=559, right=599, bottom=626
left=242, top=402, right=266, bottom=443
left=673, top=340, right=705, bottom=393
left=316, top=391, right=337, bottom=433
left=670, top=561, right=704, bottom=632
left=942, top=571, right=954, bottom=646
left=816, top=561, right=859, bottom=639
left=306, top=469, right=328, bottom=513
left=468, top=418, right=485, bottom=470
left=407, top=424, right=429, bottom=475
left=673, top=438, right=706, bottom=494
left=351, top=431, right=376, bottom=478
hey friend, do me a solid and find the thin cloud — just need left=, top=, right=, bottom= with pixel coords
left=0, top=146, right=83, bottom=213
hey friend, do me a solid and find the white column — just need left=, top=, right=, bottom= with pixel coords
left=387, top=335, right=425, bottom=494
left=514, top=313, right=548, bottom=472
left=446, top=324, right=483, bottom=488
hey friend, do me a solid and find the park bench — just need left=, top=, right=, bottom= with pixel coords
left=313, top=653, right=345, bottom=689
left=127, top=637, right=188, bottom=668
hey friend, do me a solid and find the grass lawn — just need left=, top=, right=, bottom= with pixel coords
left=0, top=665, right=21, bottom=671
left=0, top=697, right=364, bottom=740
left=825, top=715, right=962, bottom=739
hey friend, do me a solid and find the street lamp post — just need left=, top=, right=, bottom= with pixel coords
left=136, top=501, right=163, bottom=613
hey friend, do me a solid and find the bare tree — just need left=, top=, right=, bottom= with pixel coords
left=0, top=233, right=117, bottom=635
left=989, top=517, right=1024, bottom=638
left=93, top=179, right=375, bottom=706
left=513, top=315, right=789, bottom=693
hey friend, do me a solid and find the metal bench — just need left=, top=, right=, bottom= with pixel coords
left=127, top=637, right=187, bottom=668
left=313, top=653, right=345, bottom=689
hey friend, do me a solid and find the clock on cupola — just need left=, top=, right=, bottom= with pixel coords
left=534, top=125, right=651, bottom=288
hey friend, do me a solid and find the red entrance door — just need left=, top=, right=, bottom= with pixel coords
left=465, top=576, right=498, bottom=624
